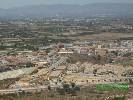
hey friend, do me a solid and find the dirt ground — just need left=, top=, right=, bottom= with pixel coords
left=74, top=32, right=133, bottom=40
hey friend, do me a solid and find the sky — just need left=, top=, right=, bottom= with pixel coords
left=0, top=0, right=133, bottom=8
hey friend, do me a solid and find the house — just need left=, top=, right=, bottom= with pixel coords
left=49, top=70, right=63, bottom=79
left=56, top=65, right=67, bottom=71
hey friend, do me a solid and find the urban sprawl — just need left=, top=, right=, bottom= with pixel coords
left=0, top=17, right=133, bottom=100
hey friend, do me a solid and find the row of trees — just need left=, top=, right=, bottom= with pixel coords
left=56, top=83, right=80, bottom=96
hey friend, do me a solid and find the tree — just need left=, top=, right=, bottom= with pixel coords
left=26, top=62, right=34, bottom=67
left=71, top=83, right=76, bottom=88
left=48, top=86, right=51, bottom=91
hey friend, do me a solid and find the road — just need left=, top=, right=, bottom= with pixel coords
left=0, top=86, right=48, bottom=94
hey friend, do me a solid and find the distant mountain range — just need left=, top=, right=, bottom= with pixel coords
left=0, top=3, right=133, bottom=19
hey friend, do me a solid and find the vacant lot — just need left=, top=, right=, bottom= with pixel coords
left=75, top=32, right=133, bottom=40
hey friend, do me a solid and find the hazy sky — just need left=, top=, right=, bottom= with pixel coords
left=0, top=0, right=133, bottom=8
